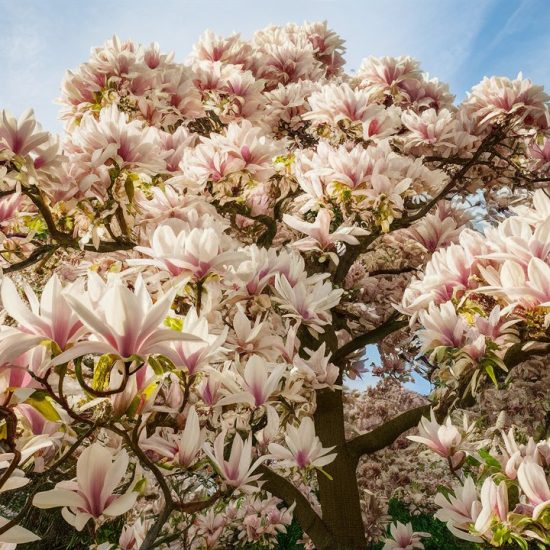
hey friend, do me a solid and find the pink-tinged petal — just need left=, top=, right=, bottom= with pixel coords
left=0, top=518, right=40, bottom=544
left=51, top=341, right=114, bottom=365
left=103, top=491, right=138, bottom=517
left=76, top=444, right=112, bottom=514
left=136, top=287, right=175, bottom=340
left=0, top=333, right=44, bottom=363
left=63, top=294, right=114, bottom=345
left=33, top=488, right=86, bottom=509
left=100, top=451, right=129, bottom=502
left=1, top=278, right=50, bottom=336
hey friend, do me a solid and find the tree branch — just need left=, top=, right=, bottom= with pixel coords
left=391, top=121, right=510, bottom=231
left=347, top=404, right=430, bottom=459
left=2, top=244, right=58, bottom=273
left=257, top=464, right=335, bottom=550
left=332, top=314, right=408, bottom=365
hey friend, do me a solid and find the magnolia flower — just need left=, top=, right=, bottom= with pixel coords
left=292, top=342, right=339, bottom=389
left=401, top=108, right=457, bottom=152
left=0, top=275, right=84, bottom=360
left=268, top=416, right=336, bottom=470
left=474, top=477, right=509, bottom=535
left=0, top=109, right=50, bottom=157
left=358, top=56, right=421, bottom=96
left=33, top=443, right=138, bottom=530
left=163, top=308, right=226, bottom=375
left=517, top=459, right=550, bottom=520
left=131, top=217, right=243, bottom=281
left=52, top=273, right=199, bottom=363
left=283, top=208, right=369, bottom=263
left=203, top=431, right=266, bottom=491
left=382, top=521, right=430, bottom=550
left=304, top=83, right=372, bottom=126
left=417, top=302, right=467, bottom=353
left=119, top=518, right=150, bottom=550
left=0, top=192, right=23, bottom=225
left=434, top=477, right=483, bottom=543
left=227, top=306, right=281, bottom=360
left=0, top=517, right=40, bottom=545
left=217, top=355, right=286, bottom=408
left=142, top=406, right=204, bottom=467
left=70, top=104, right=165, bottom=175
left=408, top=410, right=465, bottom=466
left=464, top=74, right=549, bottom=128
left=274, top=274, right=343, bottom=333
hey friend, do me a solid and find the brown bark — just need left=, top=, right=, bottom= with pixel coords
left=314, top=386, right=366, bottom=550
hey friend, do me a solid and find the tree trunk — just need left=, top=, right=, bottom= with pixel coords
left=314, top=386, right=366, bottom=550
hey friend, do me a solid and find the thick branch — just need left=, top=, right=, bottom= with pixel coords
left=257, top=464, right=335, bottom=550
left=332, top=314, right=408, bottom=365
left=502, top=343, right=550, bottom=370
left=2, top=244, right=58, bottom=273
left=347, top=404, right=430, bottom=459
left=367, top=266, right=417, bottom=277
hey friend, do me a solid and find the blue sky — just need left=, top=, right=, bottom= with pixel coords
left=1, top=0, right=549, bottom=131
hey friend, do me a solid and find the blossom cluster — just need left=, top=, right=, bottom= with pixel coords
left=409, top=411, right=550, bottom=547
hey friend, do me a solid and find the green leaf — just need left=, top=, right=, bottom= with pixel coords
left=93, top=355, right=115, bottom=391
left=26, top=391, right=61, bottom=421
left=164, top=316, right=183, bottom=331
left=133, top=478, right=147, bottom=494
left=478, top=449, right=501, bottom=470
left=124, top=176, right=135, bottom=203
left=484, top=363, right=498, bottom=386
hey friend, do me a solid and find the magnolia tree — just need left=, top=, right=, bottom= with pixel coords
left=0, top=21, right=549, bottom=550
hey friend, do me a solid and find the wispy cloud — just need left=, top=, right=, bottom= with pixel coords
left=0, top=0, right=547, bottom=133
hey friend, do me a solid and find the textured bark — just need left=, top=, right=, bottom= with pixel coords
left=347, top=405, right=430, bottom=458
left=314, top=386, right=366, bottom=550
left=258, top=465, right=336, bottom=550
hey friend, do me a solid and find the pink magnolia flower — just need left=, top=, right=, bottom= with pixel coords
left=464, top=74, right=549, bottom=129
left=131, top=217, right=244, bottom=281
left=191, top=30, right=253, bottom=67
left=273, top=274, right=343, bottom=333
left=0, top=274, right=85, bottom=360
left=268, top=416, right=336, bottom=470
left=118, top=518, right=149, bottom=550
left=33, top=443, right=138, bottom=530
left=401, top=108, right=456, bottom=153
left=434, top=477, right=483, bottom=543
left=51, top=273, right=199, bottom=363
left=0, top=109, right=50, bottom=157
left=203, top=431, right=266, bottom=491
left=194, top=508, right=226, bottom=549
left=358, top=56, right=422, bottom=97
left=283, top=208, right=369, bottom=263
left=227, top=306, right=281, bottom=361
left=474, top=477, right=509, bottom=535
left=382, top=521, right=430, bottom=550
left=417, top=302, right=468, bottom=352
left=292, top=342, right=339, bottom=389
left=0, top=192, right=23, bottom=225
left=517, top=459, right=550, bottom=520
left=304, top=83, right=372, bottom=126
left=68, top=104, right=165, bottom=175
left=407, top=209, right=461, bottom=253
left=218, top=355, right=286, bottom=409
left=163, top=308, right=226, bottom=375
left=142, top=405, right=204, bottom=468
left=408, top=410, right=464, bottom=464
